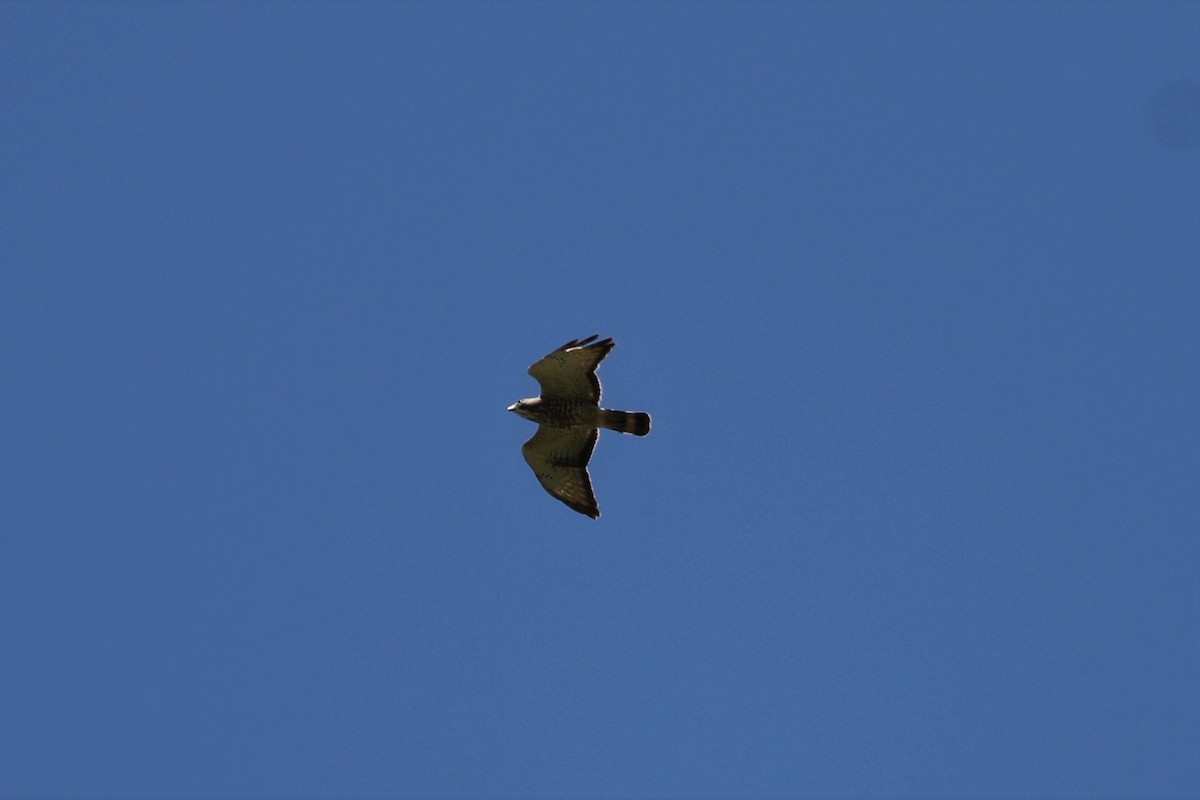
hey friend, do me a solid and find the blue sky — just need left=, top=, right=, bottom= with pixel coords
left=2, top=2, right=1197, bottom=797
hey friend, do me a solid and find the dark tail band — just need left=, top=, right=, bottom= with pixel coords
left=602, top=410, right=652, bottom=436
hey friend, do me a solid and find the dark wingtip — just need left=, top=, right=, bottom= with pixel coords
left=558, top=334, right=616, bottom=354
left=559, top=334, right=600, bottom=352
left=567, top=499, right=601, bottom=518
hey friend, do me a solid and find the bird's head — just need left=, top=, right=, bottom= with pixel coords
left=507, top=398, right=539, bottom=422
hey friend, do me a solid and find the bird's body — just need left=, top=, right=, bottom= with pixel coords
left=508, top=335, right=651, bottom=518
left=510, top=396, right=650, bottom=435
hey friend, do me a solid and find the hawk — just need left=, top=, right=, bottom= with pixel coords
left=508, top=335, right=651, bottom=518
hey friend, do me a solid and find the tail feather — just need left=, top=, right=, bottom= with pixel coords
left=601, top=409, right=652, bottom=436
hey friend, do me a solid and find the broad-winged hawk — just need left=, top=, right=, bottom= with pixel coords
left=508, top=335, right=651, bottom=518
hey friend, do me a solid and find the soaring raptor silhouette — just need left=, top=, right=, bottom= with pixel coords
left=508, top=335, right=651, bottom=518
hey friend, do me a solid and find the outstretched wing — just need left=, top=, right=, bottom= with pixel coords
left=521, top=425, right=601, bottom=518
left=527, top=334, right=614, bottom=403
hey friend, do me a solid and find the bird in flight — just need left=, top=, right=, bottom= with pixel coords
left=508, top=335, right=651, bottom=518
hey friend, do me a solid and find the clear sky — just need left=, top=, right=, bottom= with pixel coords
left=2, top=2, right=1198, bottom=798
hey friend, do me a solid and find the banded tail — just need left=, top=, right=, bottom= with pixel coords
left=601, top=409, right=652, bottom=436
